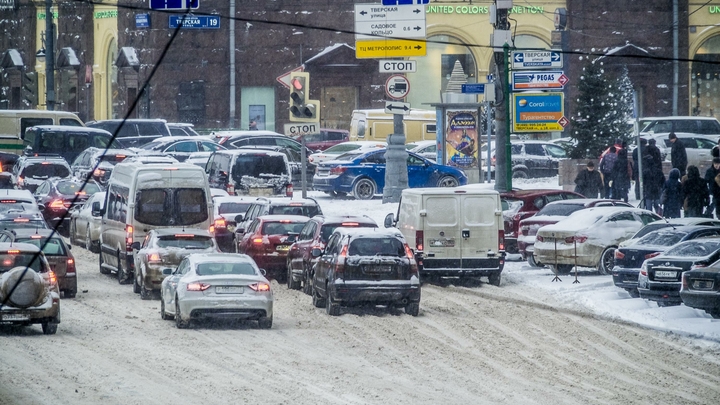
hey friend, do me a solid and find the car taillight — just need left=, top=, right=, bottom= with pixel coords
left=566, top=235, right=588, bottom=244
left=499, top=230, right=505, bottom=251
left=66, top=258, right=75, bottom=274
left=148, top=253, right=161, bottom=263
left=48, top=271, right=57, bottom=285
left=93, top=168, right=106, bottom=177
left=187, top=283, right=211, bottom=291
left=690, top=262, right=708, bottom=270
left=286, top=184, right=293, bottom=197
left=415, top=230, right=424, bottom=251
left=640, top=262, right=648, bottom=276
left=329, top=166, right=347, bottom=176
left=226, top=183, right=235, bottom=195
left=214, top=218, right=227, bottom=229
left=253, top=237, right=264, bottom=244
left=645, top=252, right=661, bottom=259
left=248, top=282, right=270, bottom=292
left=49, top=199, right=65, bottom=209
left=125, top=225, right=134, bottom=251
left=536, top=235, right=544, bottom=242
left=615, top=250, right=625, bottom=259
left=17, top=176, right=23, bottom=186
left=404, top=244, right=414, bottom=260
left=681, top=273, right=688, bottom=290
left=219, top=137, right=229, bottom=145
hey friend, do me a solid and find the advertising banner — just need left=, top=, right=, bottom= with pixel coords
left=445, top=110, right=478, bottom=169
left=513, top=92, right=565, bottom=132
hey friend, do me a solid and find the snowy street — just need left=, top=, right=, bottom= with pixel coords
left=1, top=181, right=719, bottom=405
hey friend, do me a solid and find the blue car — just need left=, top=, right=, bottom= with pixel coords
left=313, top=149, right=467, bottom=200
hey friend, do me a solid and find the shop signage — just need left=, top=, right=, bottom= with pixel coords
left=169, top=15, right=220, bottom=29
left=426, top=5, right=544, bottom=14
left=512, top=71, right=568, bottom=90
left=355, top=39, right=426, bottom=58
left=512, top=93, right=565, bottom=132
left=511, top=50, right=562, bottom=69
left=354, top=4, right=426, bottom=40
left=93, top=10, right=117, bottom=19
left=461, top=84, right=485, bottom=94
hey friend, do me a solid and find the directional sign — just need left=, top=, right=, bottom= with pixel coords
left=558, top=116, right=569, bottom=128
left=276, top=66, right=304, bottom=89
left=511, top=50, right=563, bottom=69
left=356, top=39, right=426, bottom=59
left=385, top=75, right=410, bottom=100
left=512, top=71, right=569, bottom=90
left=354, top=4, right=426, bottom=40
left=379, top=60, right=416, bottom=73
left=461, top=84, right=485, bottom=94
left=169, top=15, right=220, bottom=29
left=513, top=93, right=565, bottom=132
left=382, top=0, right=429, bottom=5
left=149, top=0, right=198, bottom=10
left=385, top=101, right=411, bottom=115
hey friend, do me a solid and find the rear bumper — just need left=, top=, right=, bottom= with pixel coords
left=329, top=279, right=421, bottom=304
left=679, top=290, right=720, bottom=311
left=0, top=292, right=61, bottom=325
left=638, top=282, right=682, bottom=303
left=179, top=294, right=273, bottom=320
left=58, top=274, right=77, bottom=293
left=534, top=243, right=601, bottom=268
left=420, top=257, right=502, bottom=277
left=612, top=267, right=640, bottom=290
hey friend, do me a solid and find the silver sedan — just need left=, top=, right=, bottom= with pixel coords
left=159, top=253, right=274, bottom=329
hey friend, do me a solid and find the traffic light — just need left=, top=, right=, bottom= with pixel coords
left=22, top=71, right=38, bottom=107
left=289, top=72, right=320, bottom=122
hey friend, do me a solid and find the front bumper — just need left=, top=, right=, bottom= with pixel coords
left=178, top=294, right=273, bottom=321
left=329, top=278, right=421, bottom=305
left=612, top=267, right=640, bottom=290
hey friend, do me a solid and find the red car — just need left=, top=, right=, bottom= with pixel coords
left=518, top=198, right=633, bottom=266
left=293, top=129, right=349, bottom=151
left=285, top=215, right=378, bottom=295
left=236, top=215, right=309, bottom=281
left=500, top=189, right=584, bottom=254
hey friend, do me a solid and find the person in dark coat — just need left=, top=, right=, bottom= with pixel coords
left=711, top=139, right=720, bottom=159
left=574, top=161, right=604, bottom=198
left=611, top=149, right=631, bottom=203
left=643, top=139, right=665, bottom=214
left=632, top=138, right=647, bottom=200
left=599, top=146, right=617, bottom=198
left=683, top=165, right=709, bottom=218
left=663, top=168, right=683, bottom=219
left=669, top=132, right=688, bottom=176
left=705, top=157, right=720, bottom=219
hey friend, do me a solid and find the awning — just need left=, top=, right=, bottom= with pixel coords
left=0, top=49, right=23, bottom=68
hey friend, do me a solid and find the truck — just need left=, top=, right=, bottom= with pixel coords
left=349, top=109, right=436, bottom=144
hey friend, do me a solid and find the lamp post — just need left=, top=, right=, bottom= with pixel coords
left=44, top=0, right=55, bottom=111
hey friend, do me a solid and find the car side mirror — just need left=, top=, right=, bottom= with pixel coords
left=234, top=214, right=244, bottom=223
left=131, top=242, right=141, bottom=250
left=67, top=245, right=72, bottom=250
left=23, top=145, right=32, bottom=156
left=311, top=248, right=323, bottom=257
left=384, top=213, right=395, bottom=228
left=259, top=268, right=267, bottom=276
left=236, top=228, right=245, bottom=235
left=162, top=268, right=173, bottom=275
left=286, top=232, right=298, bottom=243
left=38, top=204, right=45, bottom=211
left=91, top=201, right=103, bottom=217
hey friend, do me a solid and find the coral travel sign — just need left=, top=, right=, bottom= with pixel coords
left=513, top=93, right=566, bottom=132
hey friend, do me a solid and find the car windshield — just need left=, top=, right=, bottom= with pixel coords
left=135, top=188, right=208, bottom=226
left=334, top=152, right=363, bottom=161
left=156, top=235, right=214, bottom=249
left=0, top=252, right=45, bottom=273
left=139, top=141, right=173, bottom=151
left=536, top=204, right=584, bottom=217
left=638, top=230, right=688, bottom=246
left=269, top=205, right=321, bottom=217
left=232, top=154, right=287, bottom=180
left=16, top=237, right=66, bottom=256
left=0, top=220, right=48, bottom=231
left=261, top=222, right=306, bottom=235
left=502, top=198, right=523, bottom=214
left=325, top=144, right=361, bottom=154
left=218, top=202, right=251, bottom=214
left=664, top=240, right=720, bottom=257
left=632, top=223, right=675, bottom=239
left=57, top=181, right=101, bottom=195
left=348, top=237, right=405, bottom=257
left=195, top=262, right=256, bottom=276
left=320, top=223, right=375, bottom=243
left=21, top=163, right=70, bottom=179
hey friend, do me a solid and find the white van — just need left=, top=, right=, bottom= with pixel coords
left=0, top=110, right=84, bottom=154
left=349, top=109, right=436, bottom=143
left=384, top=187, right=504, bottom=285
left=93, top=162, right=213, bottom=283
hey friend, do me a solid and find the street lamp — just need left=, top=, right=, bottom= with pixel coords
left=35, top=32, right=46, bottom=62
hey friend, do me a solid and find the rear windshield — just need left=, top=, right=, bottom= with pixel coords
left=16, top=237, right=66, bottom=256
left=633, top=223, right=674, bottom=239
left=57, top=181, right=101, bottom=195
left=196, top=262, right=256, bottom=276
left=325, top=144, right=361, bottom=154
left=99, top=154, right=130, bottom=164
left=536, top=204, right=584, bottom=217
left=232, top=154, right=287, bottom=180
left=0, top=220, right=48, bottom=231
left=218, top=202, right=251, bottom=214
left=664, top=240, right=720, bottom=257
left=261, top=222, right=306, bottom=235
left=348, top=237, right=405, bottom=257
left=135, top=188, right=208, bottom=226
left=269, top=205, right=321, bottom=217
left=0, top=252, right=46, bottom=273
left=157, top=235, right=214, bottom=249
left=21, top=163, right=70, bottom=179
left=638, top=231, right=688, bottom=247
left=320, top=223, right=375, bottom=243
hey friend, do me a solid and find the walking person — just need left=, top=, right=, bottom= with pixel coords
left=669, top=132, right=688, bottom=176
left=632, top=138, right=647, bottom=200
left=599, top=145, right=617, bottom=198
left=705, top=157, right=720, bottom=219
left=682, top=165, right=709, bottom=218
left=574, top=161, right=604, bottom=198
left=643, top=139, right=665, bottom=214
left=610, top=149, right=632, bottom=203
left=663, top=168, right=683, bottom=219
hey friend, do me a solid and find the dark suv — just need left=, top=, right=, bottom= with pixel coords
left=70, top=147, right=136, bottom=186
left=12, top=155, right=72, bottom=193
left=235, top=197, right=322, bottom=238
left=311, top=228, right=421, bottom=316
left=86, top=119, right=172, bottom=147
left=23, top=126, right=124, bottom=163
left=286, top=215, right=378, bottom=294
left=488, top=141, right=568, bottom=179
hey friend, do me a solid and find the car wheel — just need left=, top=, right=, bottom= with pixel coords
left=99, top=252, right=110, bottom=275
left=626, top=288, right=640, bottom=298
left=287, top=262, right=301, bottom=290
left=527, top=255, right=541, bottom=268
left=352, top=178, right=376, bottom=200
left=133, top=272, right=141, bottom=294
left=302, top=264, right=313, bottom=296
left=437, top=176, right=459, bottom=188
left=63, top=290, right=76, bottom=299
left=140, top=277, right=152, bottom=300
left=85, top=228, right=93, bottom=252
left=69, top=221, right=77, bottom=246
left=175, top=299, right=189, bottom=329
left=312, top=284, right=325, bottom=308
left=488, top=272, right=502, bottom=286
left=160, top=296, right=174, bottom=320
left=117, top=254, right=127, bottom=284
left=512, top=169, right=529, bottom=179
left=597, top=247, right=617, bottom=275
left=405, top=302, right=420, bottom=317
left=41, top=322, right=58, bottom=335
left=550, top=264, right=574, bottom=275
left=257, top=315, right=273, bottom=329
left=325, top=291, right=341, bottom=316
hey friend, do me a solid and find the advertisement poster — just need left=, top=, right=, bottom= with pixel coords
left=445, top=110, right=479, bottom=169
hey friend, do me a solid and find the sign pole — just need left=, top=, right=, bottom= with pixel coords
left=486, top=99, right=492, bottom=183
left=301, top=136, right=307, bottom=199
left=635, top=91, right=644, bottom=205
left=505, top=44, right=512, bottom=191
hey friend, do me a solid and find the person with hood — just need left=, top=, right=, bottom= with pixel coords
left=705, top=157, right=720, bottom=218
left=632, top=138, right=647, bottom=200
left=669, top=132, right=688, bottom=176
left=682, top=165, right=710, bottom=218
left=574, top=161, right=603, bottom=198
left=643, top=138, right=666, bottom=214
left=663, top=168, right=683, bottom=218
left=599, top=145, right=617, bottom=198
left=610, top=148, right=632, bottom=203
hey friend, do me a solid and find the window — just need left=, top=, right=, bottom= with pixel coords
left=326, top=131, right=346, bottom=141
left=680, top=138, right=696, bottom=149
left=0, top=252, right=47, bottom=273
left=363, top=152, right=386, bottom=164
left=261, top=221, right=306, bottom=235
left=67, top=133, right=90, bottom=152
left=511, top=144, right=523, bottom=154
left=201, top=142, right=222, bottom=152
left=299, top=222, right=316, bottom=241
left=232, top=154, right=288, bottom=180
left=269, top=205, right=321, bottom=217
left=638, top=213, right=659, bottom=225
left=525, top=144, right=545, bottom=156
left=171, top=142, right=198, bottom=153
left=135, top=188, right=208, bottom=226
left=157, top=235, right=213, bottom=249
left=59, top=118, right=83, bottom=126
left=698, top=120, right=720, bottom=134
left=20, top=118, right=52, bottom=138
left=610, top=212, right=635, bottom=222
left=325, top=233, right=341, bottom=254
left=218, top=202, right=251, bottom=214
left=697, top=138, right=716, bottom=149
left=407, top=154, right=425, bottom=166
left=545, top=144, right=567, bottom=158
left=196, top=262, right=256, bottom=276
left=21, top=163, right=70, bottom=179
left=348, top=237, right=404, bottom=257
left=57, top=181, right=101, bottom=195
left=545, top=194, right=564, bottom=203
left=18, top=237, right=66, bottom=256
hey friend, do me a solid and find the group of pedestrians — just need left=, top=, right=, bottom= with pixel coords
left=573, top=132, right=720, bottom=219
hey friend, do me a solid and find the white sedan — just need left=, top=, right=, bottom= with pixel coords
left=308, top=141, right=387, bottom=164
left=160, top=253, right=274, bottom=329
left=533, top=207, right=661, bottom=275
left=69, top=191, right=106, bottom=253
left=405, top=140, right=437, bottom=161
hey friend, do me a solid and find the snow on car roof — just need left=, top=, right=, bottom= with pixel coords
left=541, top=207, right=638, bottom=232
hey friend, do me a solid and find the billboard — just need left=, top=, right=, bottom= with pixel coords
left=512, top=93, right=565, bottom=132
left=445, top=110, right=479, bottom=169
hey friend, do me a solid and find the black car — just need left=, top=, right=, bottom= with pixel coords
left=0, top=210, right=48, bottom=232
left=34, top=178, right=102, bottom=233
left=70, top=147, right=136, bottom=186
left=235, top=197, right=323, bottom=239
left=311, top=227, right=421, bottom=316
left=489, top=141, right=568, bottom=179
left=12, top=155, right=72, bottom=193
left=613, top=226, right=720, bottom=297
left=637, top=238, right=720, bottom=307
left=137, top=136, right=226, bottom=162
left=681, top=263, right=720, bottom=318
left=86, top=119, right=172, bottom=148
left=22, top=125, right=124, bottom=163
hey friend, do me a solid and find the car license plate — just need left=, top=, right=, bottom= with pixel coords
left=655, top=270, right=677, bottom=279
left=429, top=238, right=455, bottom=247
left=276, top=245, right=290, bottom=251
left=365, top=265, right=393, bottom=273
left=693, top=279, right=714, bottom=290
left=216, top=286, right=243, bottom=294
left=1, top=313, right=29, bottom=321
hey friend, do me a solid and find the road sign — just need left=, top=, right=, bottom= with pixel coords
left=461, top=84, right=485, bottom=94
left=169, top=15, right=220, bottom=29
left=558, top=116, right=569, bottom=128
left=382, top=0, right=429, bottom=4
left=379, top=60, right=416, bottom=73
left=512, top=93, right=565, bottom=132
left=284, top=123, right=318, bottom=137
left=511, top=50, right=562, bottom=69
left=385, top=101, right=411, bottom=115
left=512, top=71, right=569, bottom=90
left=385, top=75, right=410, bottom=100
left=354, top=4, right=426, bottom=40
left=136, top=14, right=150, bottom=28
left=150, top=0, right=198, bottom=11
left=276, top=66, right=304, bottom=89
left=356, top=39, right=426, bottom=59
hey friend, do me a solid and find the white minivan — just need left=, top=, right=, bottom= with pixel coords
left=384, top=187, right=505, bottom=285
left=93, top=161, right=213, bottom=283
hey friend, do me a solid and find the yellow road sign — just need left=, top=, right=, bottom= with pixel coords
left=355, top=39, right=426, bottom=59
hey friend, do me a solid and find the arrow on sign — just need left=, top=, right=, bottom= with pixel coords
left=558, top=74, right=569, bottom=86
left=387, top=104, right=409, bottom=112
left=558, top=116, right=569, bottom=128
left=359, top=10, right=367, bottom=15
left=413, top=8, right=421, bottom=13
left=514, top=53, right=523, bottom=62
left=414, top=26, right=421, bottom=31
left=551, top=52, right=561, bottom=61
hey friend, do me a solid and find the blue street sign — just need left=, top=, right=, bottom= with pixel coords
left=135, top=14, right=150, bottom=29
left=382, top=0, right=429, bottom=5
left=169, top=15, right=220, bottom=29
left=150, top=0, right=198, bottom=11
left=461, top=84, right=485, bottom=94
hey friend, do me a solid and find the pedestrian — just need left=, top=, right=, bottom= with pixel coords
left=705, top=157, right=720, bottom=218
left=599, top=145, right=617, bottom=198
left=632, top=138, right=647, bottom=200
left=682, top=165, right=709, bottom=218
left=669, top=132, right=688, bottom=176
left=610, top=148, right=631, bottom=203
left=574, top=161, right=603, bottom=198
left=712, top=138, right=720, bottom=159
left=662, top=168, right=683, bottom=218
left=249, top=120, right=258, bottom=130
left=643, top=138, right=665, bottom=214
